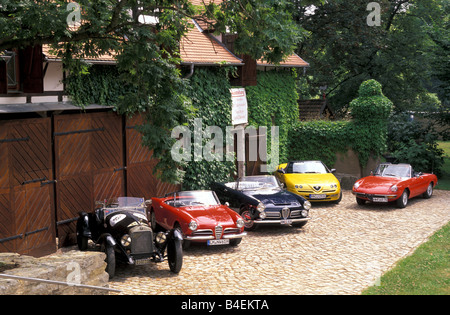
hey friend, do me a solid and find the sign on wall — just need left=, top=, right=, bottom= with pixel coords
left=230, top=88, right=248, bottom=126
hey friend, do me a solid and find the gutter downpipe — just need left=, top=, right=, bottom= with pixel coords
left=184, top=63, right=195, bottom=79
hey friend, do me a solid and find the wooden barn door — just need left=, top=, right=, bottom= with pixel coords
left=54, top=112, right=125, bottom=247
left=126, top=115, right=180, bottom=198
left=0, top=118, right=56, bottom=257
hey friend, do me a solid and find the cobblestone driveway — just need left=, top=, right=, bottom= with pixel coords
left=109, top=190, right=449, bottom=295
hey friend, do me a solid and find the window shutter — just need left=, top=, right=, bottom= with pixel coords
left=0, top=60, right=7, bottom=94
left=20, top=45, right=44, bottom=93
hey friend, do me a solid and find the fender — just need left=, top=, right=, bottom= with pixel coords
left=98, top=233, right=116, bottom=247
left=77, top=212, right=92, bottom=238
left=169, top=228, right=184, bottom=241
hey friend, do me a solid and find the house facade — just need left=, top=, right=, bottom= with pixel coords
left=0, top=4, right=309, bottom=257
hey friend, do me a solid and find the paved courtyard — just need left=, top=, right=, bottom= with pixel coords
left=109, top=190, right=449, bottom=295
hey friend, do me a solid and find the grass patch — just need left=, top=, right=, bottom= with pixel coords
left=362, top=222, right=450, bottom=295
left=436, top=141, right=450, bottom=190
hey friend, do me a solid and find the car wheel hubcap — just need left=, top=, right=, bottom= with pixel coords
left=241, top=210, right=254, bottom=228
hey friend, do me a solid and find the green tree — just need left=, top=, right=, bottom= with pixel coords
left=294, top=0, right=448, bottom=113
left=0, top=0, right=303, bottom=183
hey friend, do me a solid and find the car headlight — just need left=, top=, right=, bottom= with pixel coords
left=256, top=202, right=265, bottom=212
left=189, top=220, right=198, bottom=231
left=259, top=211, right=267, bottom=219
left=390, top=185, right=398, bottom=192
left=301, top=210, right=309, bottom=217
left=303, top=201, right=312, bottom=210
left=155, top=232, right=167, bottom=246
left=236, top=218, right=245, bottom=228
left=353, top=182, right=361, bottom=190
left=120, top=234, right=131, bottom=247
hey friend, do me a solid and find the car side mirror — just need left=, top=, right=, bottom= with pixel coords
left=145, top=200, right=152, bottom=206
left=277, top=169, right=285, bottom=174
left=224, top=202, right=230, bottom=207
left=330, top=169, right=336, bottom=173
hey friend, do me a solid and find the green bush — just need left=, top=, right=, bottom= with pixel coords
left=288, top=80, right=393, bottom=168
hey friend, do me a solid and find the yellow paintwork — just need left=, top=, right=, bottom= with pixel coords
left=275, top=163, right=342, bottom=202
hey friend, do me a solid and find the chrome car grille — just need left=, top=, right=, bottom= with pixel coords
left=130, top=225, right=153, bottom=255
left=215, top=226, right=223, bottom=240
left=282, top=207, right=290, bottom=219
left=265, top=209, right=306, bottom=219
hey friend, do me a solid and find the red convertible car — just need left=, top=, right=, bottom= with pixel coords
left=352, top=163, right=438, bottom=208
left=149, top=190, right=247, bottom=249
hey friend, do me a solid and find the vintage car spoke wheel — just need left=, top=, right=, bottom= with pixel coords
left=396, top=190, right=409, bottom=208
left=240, top=208, right=257, bottom=231
left=101, top=242, right=116, bottom=279
left=423, top=183, right=433, bottom=199
left=167, top=237, right=183, bottom=274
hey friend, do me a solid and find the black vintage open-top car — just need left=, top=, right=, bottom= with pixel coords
left=76, top=197, right=183, bottom=278
left=212, top=175, right=311, bottom=231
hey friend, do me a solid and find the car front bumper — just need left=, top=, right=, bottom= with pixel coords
left=253, top=217, right=310, bottom=225
left=185, top=232, right=247, bottom=241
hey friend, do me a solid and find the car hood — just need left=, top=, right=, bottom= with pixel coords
left=246, top=189, right=302, bottom=206
left=357, top=176, right=403, bottom=192
left=284, top=173, right=339, bottom=186
left=183, top=205, right=238, bottom=226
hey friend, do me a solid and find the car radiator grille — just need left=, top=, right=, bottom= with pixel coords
left=215, top=226, right=223, bottom=239
left=130, top=225, right=153, bottom=255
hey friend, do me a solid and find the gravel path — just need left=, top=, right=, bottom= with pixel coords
left=109, top=190, right=449, bottom=295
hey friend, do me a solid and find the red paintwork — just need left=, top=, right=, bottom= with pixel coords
left=353, top=172, right=438, bottom=202
left=150, top=196, right=245, bottom=242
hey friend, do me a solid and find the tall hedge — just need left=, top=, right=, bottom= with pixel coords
left=288, top=80, right=393, bottom=168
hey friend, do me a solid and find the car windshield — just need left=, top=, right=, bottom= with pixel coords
left=101, top=197, right=146, bottom=216
left=168, top=191, right=220, bottom=207
left=288, top=161, right=328, bottom=174
left=225, top=176, right=281, bottom=191
left=375, top=164, right=411, bottom=178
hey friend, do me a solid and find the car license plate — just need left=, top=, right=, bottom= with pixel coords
left=281, top=219, right=292, bottom=225
left=310, top=194, right=326, bottom=199
left=207, top=239, right=230, bottom=246
left=135, top=258, right=152, bottom=265
left=372, top=197, right=388, bottom=203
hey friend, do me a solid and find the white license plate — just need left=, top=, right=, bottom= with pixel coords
left=372, top=197, right=388, bottom=203
left=207, top=239, right=230, bottom=246
left=281, top=219, right=292, bottom=225
left=135, top=258, right=152, bottom=265
left=310, top=194, right=327, bottom=199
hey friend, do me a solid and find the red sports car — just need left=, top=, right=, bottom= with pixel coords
left=149, top=190, right=247, bottom=249
left=352, top=163, right=438, bottom=208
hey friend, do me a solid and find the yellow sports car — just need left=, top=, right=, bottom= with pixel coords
left=275, top=161, right=342, bottom=203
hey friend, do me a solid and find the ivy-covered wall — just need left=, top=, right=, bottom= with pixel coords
left=182, top=67, right=236, bottom=190
left=245, top=70, right=299, bottom=163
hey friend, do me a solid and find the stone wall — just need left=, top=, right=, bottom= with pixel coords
left=334, top=149, right=381, bottom=190
left=0, top=251, right=110, bottom=295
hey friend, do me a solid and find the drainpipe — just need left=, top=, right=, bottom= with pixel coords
left=184, top=63, right=195, bottom=79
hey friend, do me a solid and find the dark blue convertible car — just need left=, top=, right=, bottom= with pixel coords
left=211, top=175, right=311, bottom=231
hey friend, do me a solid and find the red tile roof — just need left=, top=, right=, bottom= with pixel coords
left=180, top=24, right=243, bottom=65
left=257, top=53, right=310, bottom=68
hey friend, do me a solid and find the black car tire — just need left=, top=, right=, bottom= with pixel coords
left=423, top=183, right=433, bottom=199
left=396, top=190, right=409, bottom=208
left=76, top=218, right=88, bottom=251
left=356, top=197, right=366, bottom=206
left=230, top=238, right=242, bottom=247
left=291, top=221, right=307, bottom=228
left=102, top=242, right=116, bottom=279
left=167, top=238, right=183, bottom=274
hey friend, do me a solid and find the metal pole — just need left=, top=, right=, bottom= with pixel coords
left=0, top=274, right=121, bottom=293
